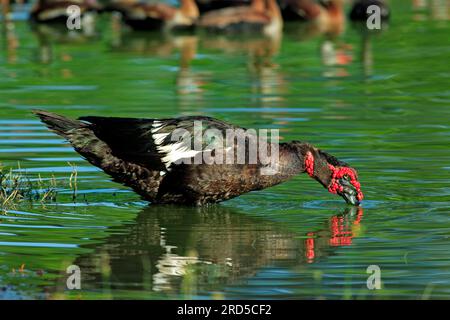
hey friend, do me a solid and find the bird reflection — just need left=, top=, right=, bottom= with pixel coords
left=110, top=30, right=198, bottom=64
left=110, top=29, right=205, bottom=108
left=1, top=2, right=20, bottom=64
left=412, top=0, right=449, bottom=21
left=283, top=10, right=345, bottom=41
left=320, top=39, right=353, bottom=78
left=350, top=15, right=389, bottom=79
left=201, top=32, right=286, bottom=107
left=282, top=3, right=351, bottom=79
left=71, top=205, right=364, bottom=297
left=29, top=15, right=99, bottom=65
left=358, top=31, right=374, bottom=78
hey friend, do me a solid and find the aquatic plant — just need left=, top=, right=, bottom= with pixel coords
left=0, top=163, right=62, bottom=212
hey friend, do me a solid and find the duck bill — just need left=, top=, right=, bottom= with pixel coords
left=342, top=192, right=360, bottom=206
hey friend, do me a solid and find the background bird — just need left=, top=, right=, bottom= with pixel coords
left=197, top=0, right=283, bottom=37
left=106, top=0, right=199, bottom=31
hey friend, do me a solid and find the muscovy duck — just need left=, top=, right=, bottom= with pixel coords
left=34, top=110, right=363, bottom=206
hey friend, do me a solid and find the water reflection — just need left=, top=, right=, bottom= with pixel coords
left=72, top=205, right=364, bottom=297
left=284, top=14, right=344, bottom=42
left=1, top=7, right=19, bottom=64
left=109, top=29, right=288, bottom=109
left=320, top=40, right=353, bottom=78
left=1, top=2, right=359, bottom=107
left=110, top=30, right=205, bottom=108
left=283, top=15, right=350, bottom=79
left=201, top=32, right=286, bottom=106
left=27, top=11, right=100, bottom=67
left=412, top=0, right=449, bottom=21
left=31, top=18, right=98, bottom=42
left=359, top=31, right=374, bottom=78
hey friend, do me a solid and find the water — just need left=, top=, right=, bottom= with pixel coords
left=1, top=0, right=449, bottom=299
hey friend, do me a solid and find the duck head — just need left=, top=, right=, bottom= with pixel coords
left=326, top=162, right=364, bottom=206
left=294, top=142, right=364, bottom=206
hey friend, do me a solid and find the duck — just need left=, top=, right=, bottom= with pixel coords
left=194, top=0, right=249, bottom=13
left=1, top=0, right=11, bottom=21
left=108, top=0, right=200, bottom=31
left=197, top=0, right=283, bottom=37
left=30, top=0, right=102, bottom=24
left=34, top=110, right=364, bottom=206
left=280, top=0, right=344, bottom=29
left=349, top=0, right=390, bottom=22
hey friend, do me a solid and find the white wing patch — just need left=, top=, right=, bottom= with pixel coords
left=151, top=121, right=163, bottom=132
left=158, top=142, right=200, bottom=169
left=151, top=120, right=200, bottom=170
left=153, top=132, right=170, bottom=145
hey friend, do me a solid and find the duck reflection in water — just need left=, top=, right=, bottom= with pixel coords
left=70, top=206, right=364, bottom=296
left=280, top=0, right=353, bottom=79
left=110, top=29, right=205, bottom=108
left=29, top=6, right=100, bottom=65
left=201, top=30, right=285, bottom=107
left=412, top=0, right=448, bottom=22
left=1, top=4, right=20, bottom=64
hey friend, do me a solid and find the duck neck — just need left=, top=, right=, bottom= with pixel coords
left=265, top=141, right=334, bottom=189
left=266, top=0, right=282, bottom=20
left=180, top=0, right=199, bottom=19
left=252, top=0, right=265, bottom=12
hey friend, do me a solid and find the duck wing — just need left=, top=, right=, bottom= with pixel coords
left=79, top=115, right=240, bottom=172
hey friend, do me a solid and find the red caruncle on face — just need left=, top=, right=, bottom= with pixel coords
left=327, top=164, right=364, bottom=202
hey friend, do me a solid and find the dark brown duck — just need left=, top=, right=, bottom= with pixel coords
left=34, top=110, right=364, bottom=206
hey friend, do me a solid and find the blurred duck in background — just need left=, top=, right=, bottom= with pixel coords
left=197, top=0, right=282, bottom=36
left=30, top=0, right=102, bottom=23
left=107, top=0, right=199, bottom=31
left=281, top=0, right=345, bottom=36
left=29, top=0, right=102, bottom=38
left=349, top=0, right=390, bottom=22
left=195, top=0, right=249, bottom=13
left=279, top=0, right=344, bottom=26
